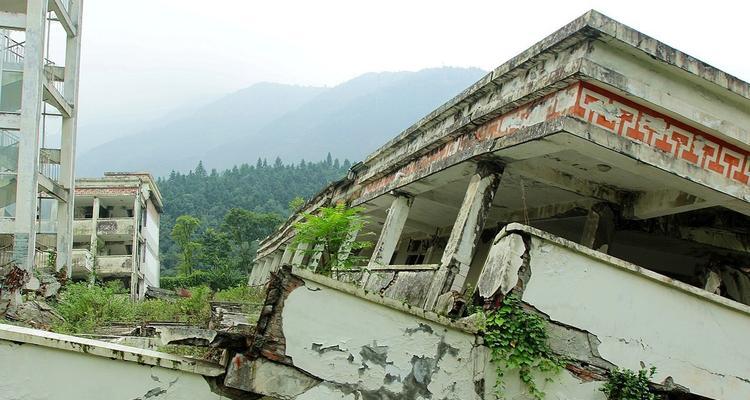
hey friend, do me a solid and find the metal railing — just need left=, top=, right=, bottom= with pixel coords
left=43, top=59, right=65, bottom=94
left=1, top=33, right=24, bottom=65
left=0, top=244, right=12, bottom=267
left=2, top=32, right=65, bottom=95
left=0, top=129, right=19, bottom=147
left=39, top=148, right=61, bottom=182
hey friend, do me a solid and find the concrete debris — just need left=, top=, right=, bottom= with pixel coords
left=145, top=286, right=179, bottom=300
left=4, top=300, right=64, bottom=329
left=23, top=276, right=40, bottom=292
left=210, top=301, right=255, bottom=333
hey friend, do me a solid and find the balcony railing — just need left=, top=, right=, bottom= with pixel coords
left=0, top=244, right=12, bottom=267
left=0, top=130, right=18, bottom=172
left=1, top=34, right=24, bottom=66
left=39, top=148, right=61, bottom=183
left=96, top=255, right=133, bottom=278
left=74, top=218, right=135, bottom=238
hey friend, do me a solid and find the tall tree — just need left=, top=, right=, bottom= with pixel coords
left=171, top=215, right=201, bottom=276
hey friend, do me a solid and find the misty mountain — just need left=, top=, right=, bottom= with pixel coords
left=76, top=67, right=486, bottom=177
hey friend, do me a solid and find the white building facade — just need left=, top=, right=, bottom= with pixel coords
left=73, top=173, right=163, bottom=300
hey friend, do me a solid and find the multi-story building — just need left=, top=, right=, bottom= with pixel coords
left=72, top=172, right=163, bottom=300
left=0, top=1, right=83, bottom=302
left=244, top=11, right=750, bottom=400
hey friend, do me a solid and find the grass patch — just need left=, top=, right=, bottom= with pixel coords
left=52, top=282, right=219, bottom=334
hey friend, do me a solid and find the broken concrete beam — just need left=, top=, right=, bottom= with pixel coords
left=476, top=232, right=526, bottom=299
left=155, top=325, right=249, bottom=350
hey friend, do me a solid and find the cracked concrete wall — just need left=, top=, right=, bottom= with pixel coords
left=522, top=235, right=750, bottom=400
left=282, top=279, right=483, bottom=399
left=0, top=339, right=228, bottom=399
left=263, top=275, right=607, bottom=399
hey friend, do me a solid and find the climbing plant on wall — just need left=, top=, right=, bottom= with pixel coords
left=478, top=294, right=564, bottom=399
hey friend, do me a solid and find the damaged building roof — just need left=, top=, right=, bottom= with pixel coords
left=246, top=9, right=750, bottom=400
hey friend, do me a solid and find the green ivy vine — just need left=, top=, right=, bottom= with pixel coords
left=600, top=366, right=658, bottom=400
left=478, top=295, right=564, bottom=399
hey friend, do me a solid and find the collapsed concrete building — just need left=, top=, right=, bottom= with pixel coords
left=72, top=172, right=163, bottom=300
left=244, top=10, right=750, bottom=400
left=1, top=9, right=749, bottom=400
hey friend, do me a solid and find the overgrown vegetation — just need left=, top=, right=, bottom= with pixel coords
left=159, top=156, right=350, bottom=275
left=51, top=281, right=262, bottom=335
left=600, top=366, right=658, bottom=400
left=292, top=202, right=371, bottom=275
left=477, top=295, right=564, bottom=399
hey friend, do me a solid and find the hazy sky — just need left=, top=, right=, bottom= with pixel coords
left=76, top=0, right=750, bottom=149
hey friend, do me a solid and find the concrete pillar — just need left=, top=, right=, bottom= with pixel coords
left=291, top=242, right=309, bottom=268
left=269, top=251, right=282, bottom=273
left=279, top=245, right=294, bottom=266
left=424, top=162, right=503, bottom=309
left=130, top=193, right=142, bottom=300
left=12, top=0, right=48, bottom=284
left=308, top=243, right=324, bottom=271
left=88, top=197, right=100, bottom=255
left=55, top=0, right=83, bottom=276
left=336, top=228, right=360, bottom=268
left=368, top=194, right=413, bottom=267
left=580, top=203, right=616, bottom=253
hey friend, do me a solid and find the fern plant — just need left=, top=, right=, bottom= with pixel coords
left=292, top=202, right=371, bottom=275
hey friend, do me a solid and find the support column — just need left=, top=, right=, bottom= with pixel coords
left=424, top=162, right=503, bottom=309
left=336, top=228, right=360, bottom=268
left=291, top=242, right=308, bottom=268
left=12, top=0, right=47, bottom=282
left=279, top=245, right=294, bottom=266
left=269, top=251, right=282, bottom=273
left=580, top=203, right=615, bottom=253
left=56, top=0, right=83, bottom=277
left=88, top=196, right=100, bottom=258
left=130, top=193, right=142, bottom=300
left=308, top=243, right=324, bottom=271
left=368, top=194, right=412, bottom=267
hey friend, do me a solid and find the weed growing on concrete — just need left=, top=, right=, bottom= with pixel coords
left=478, top=295, right=564, bottom=399
left=600, top=366, right=658, bottom=400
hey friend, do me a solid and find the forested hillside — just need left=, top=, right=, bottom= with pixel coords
left=158, top=155, right=350, bottom=276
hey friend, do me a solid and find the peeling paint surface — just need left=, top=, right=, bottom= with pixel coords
left=282, top=279, right=482, bottom=399
left=523, top=236, right=750, bottom=400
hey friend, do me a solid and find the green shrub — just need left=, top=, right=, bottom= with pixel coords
left=160, top=269, right=245, bottom=291
left=213, top=285, right=264, bottom=303
left=600, top=367, right=657, bottom=400
left=160, top=271, right=211, bottom=290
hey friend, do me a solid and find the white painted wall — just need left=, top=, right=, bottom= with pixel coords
left=523, top=235, right=750, bottom=400
left=142, top=200, right=160, bottom=287
left=0, top=339, right=227, bottom=400
left=278, top=277, right=605, bottom=399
